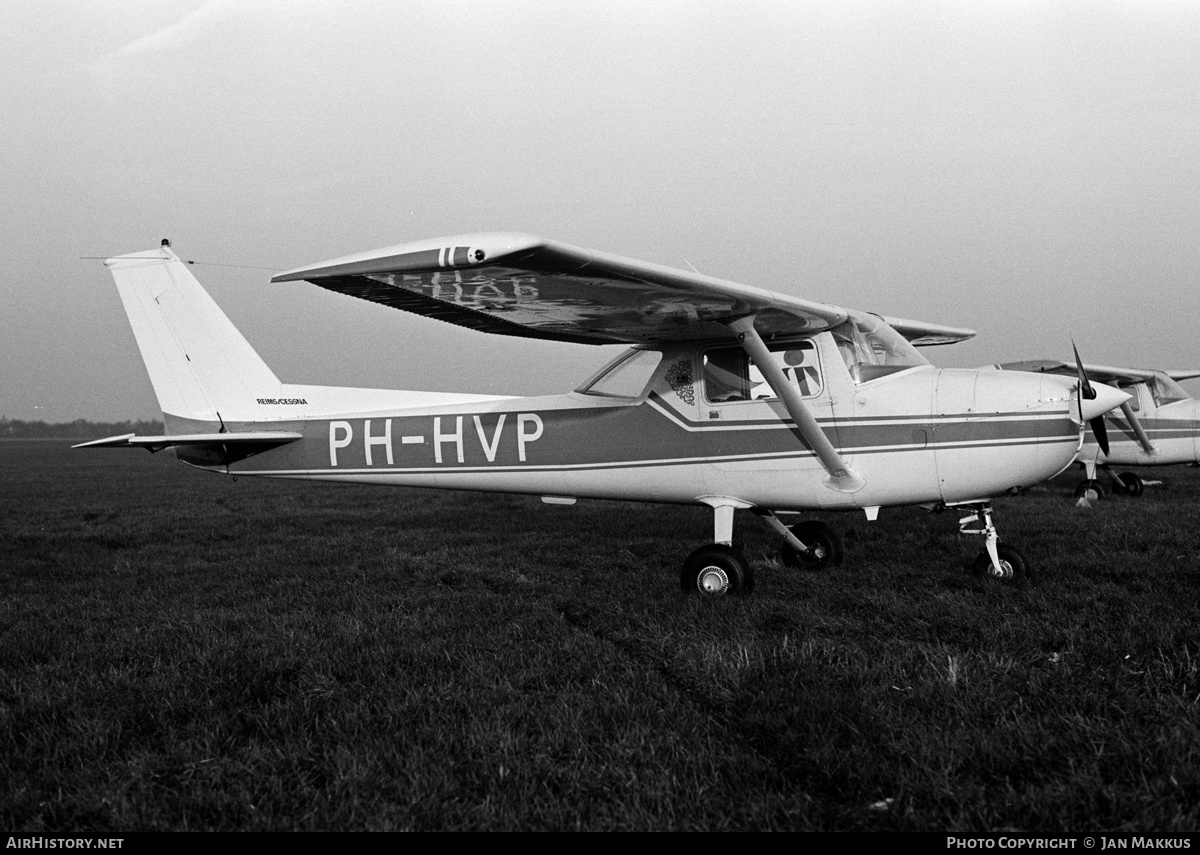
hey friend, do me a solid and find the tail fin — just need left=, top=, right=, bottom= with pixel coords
left=105, top=244, right=282, bottom=424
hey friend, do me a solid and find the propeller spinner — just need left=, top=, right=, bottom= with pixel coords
left=1073, top=341, right=1111, bottom=456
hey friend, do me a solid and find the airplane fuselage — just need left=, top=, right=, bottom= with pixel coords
left=172, top=336, right=1085, bottom=513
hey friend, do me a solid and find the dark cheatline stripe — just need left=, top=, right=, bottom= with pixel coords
left=452, top=246, right=470, bottom=266
left=645, top=391, right=1073, bottom=443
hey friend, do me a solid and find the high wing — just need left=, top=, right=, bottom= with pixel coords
left=272, top=233, right=975, bottom=346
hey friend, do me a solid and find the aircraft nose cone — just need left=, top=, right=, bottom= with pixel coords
left=1078, top=381, right=1130, bottom=422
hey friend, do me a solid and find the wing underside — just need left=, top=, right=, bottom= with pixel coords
left=273, top=233, right=972, bottom=346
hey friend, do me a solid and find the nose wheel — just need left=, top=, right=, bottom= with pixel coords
left=957, top=501, right=1033, bottom=584
left=1074, top=479, right=1105, bottom=501
left=971, top=542, right=1029, bottom=581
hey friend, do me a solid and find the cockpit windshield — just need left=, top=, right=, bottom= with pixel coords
left=576, top=348, right=663, bottom=398
left=832, top=314, right=929, bottom=383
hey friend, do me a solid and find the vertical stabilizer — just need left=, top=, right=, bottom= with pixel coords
left=105, top=245, right=282, bottom=423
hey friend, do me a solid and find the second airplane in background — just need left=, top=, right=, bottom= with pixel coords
left=998, top=360, right=1200, bottom=500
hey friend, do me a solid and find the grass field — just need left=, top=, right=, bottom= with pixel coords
left=3, top=439, right=1200, bottom=831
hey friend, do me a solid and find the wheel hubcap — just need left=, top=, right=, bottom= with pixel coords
left=988, top=560, right=1014, bottom=580
left=698, top=565, right=729, bottom=594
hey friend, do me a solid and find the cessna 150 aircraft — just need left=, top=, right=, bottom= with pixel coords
left=997, top=360, right=1200, bottom=500
left=79, top=234, right=1128, bottom=595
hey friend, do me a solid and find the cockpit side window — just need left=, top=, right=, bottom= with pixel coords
left=1148, top=374, right=1190, bottom=407
left=703, top=340, right=823, bottom=403
left=832, top=314, right=929, bottom=383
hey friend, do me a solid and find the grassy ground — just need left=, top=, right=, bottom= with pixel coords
left=3, top=440, right=1199, bottom=831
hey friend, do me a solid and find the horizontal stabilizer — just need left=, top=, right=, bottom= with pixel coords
left=73, top=431, right=303, bottom=453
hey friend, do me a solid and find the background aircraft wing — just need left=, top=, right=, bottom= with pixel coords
left=997, top=360, right=1158, bottom=386
left=273, top=233, right=972, bottom=346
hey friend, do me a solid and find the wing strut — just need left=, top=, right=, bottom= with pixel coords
left=1119, top=401, right=1157, bottom=454
left=728, top=316, right=865, bottom=493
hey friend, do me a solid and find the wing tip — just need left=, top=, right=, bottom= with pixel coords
left=271, top=232, right=549, bottom=283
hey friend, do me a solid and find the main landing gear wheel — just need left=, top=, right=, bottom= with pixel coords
left=972, top=543, right=1031, bottom=583
left=780, top=521, right=844, bottom=570
left=1118, top=472, right=1144, bottom=497
left=681, top=544, right=754, bottom=597
left=1074, top=479, right=1104, bottom=501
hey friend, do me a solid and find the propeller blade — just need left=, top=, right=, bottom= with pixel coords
left=1090, top=416, right=1111, bottom=457
left=1072, top=341, right=1096, bottom=401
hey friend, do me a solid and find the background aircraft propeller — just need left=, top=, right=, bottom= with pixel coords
left=1073, top=342, right=1111, bottom=456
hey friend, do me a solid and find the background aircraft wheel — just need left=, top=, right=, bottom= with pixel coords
left=780, top=521, right=844, bottom=570
left=681, top=545, right=753, bottom=597
left=1073, top=479, right=1104, bottom=501
left=972, top=543, right=1031, bottom=583
left=1118, top=472, right=1144, bottom=497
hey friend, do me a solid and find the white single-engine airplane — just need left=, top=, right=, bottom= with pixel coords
left=79, top=235, right=1128, bottom=594
left=996, top=360, right=1200, bottom=500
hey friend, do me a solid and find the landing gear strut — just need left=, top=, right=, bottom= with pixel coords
left=957, top=501, right=1032, bottom=583
left=1075, top=461, right=1144, bottom=500
left=1074, top=459, right=1105, bottom=501
left=680, top=503, right=849, bottom=597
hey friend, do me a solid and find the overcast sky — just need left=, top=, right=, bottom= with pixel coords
left=4, top=0, right=1199, bottom=421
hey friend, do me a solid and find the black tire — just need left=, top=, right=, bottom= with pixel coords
left=780, top=521, right=844, bottom=570
left=1119, top=472, right=1144, bottom=497
left=972, top=543, right=1032, bottom=583
left=681, top=544, right=754, bottom=596
left=1073, top=479, right=1104, bottom=501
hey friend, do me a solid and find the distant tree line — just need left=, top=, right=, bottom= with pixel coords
left=0, top=418, right=162, bottom=439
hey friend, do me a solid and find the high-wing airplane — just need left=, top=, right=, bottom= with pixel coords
left=78, top=235, right=1129, bottom=594
left=996, top=360, right=1200, bottom=500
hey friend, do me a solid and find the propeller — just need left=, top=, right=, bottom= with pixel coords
left=1072, top=341, right=1111, bottom=457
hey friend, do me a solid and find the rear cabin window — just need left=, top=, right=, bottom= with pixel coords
left=576, top=349, right=663, bottom=398
left=702, top=340, right=822, bottom=404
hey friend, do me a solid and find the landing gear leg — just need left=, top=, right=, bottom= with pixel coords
left=958, top=501, right=1032, bottom=583
left=681, top=501, right=754, bottom=596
